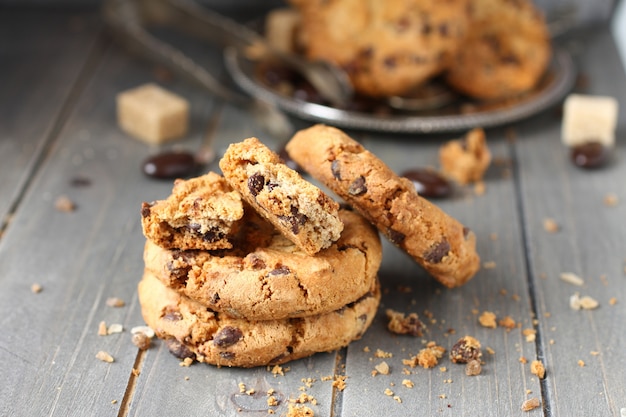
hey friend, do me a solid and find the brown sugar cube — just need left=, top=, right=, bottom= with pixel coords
left=116, top=83, right=189, bottom=144
left=439, top=128, right=492, bottom=185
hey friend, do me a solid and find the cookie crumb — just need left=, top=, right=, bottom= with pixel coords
left=111, top=400, right=117, bottom=405
left=385, top=309, right=424, bottom=336
left=482, top=261, right=496, bottom=269
left=523, top=328, right=537, bottom=342
left=106, top=297, right=126, bottom=308
left=498, top=316, right=516, bottom=330
left=578, top=360, right=585, bottom=367
left=31, top=283, right=43, bottom=293
left=603, top=193, right=618, bottom=206
left=403, top=341, right=446, bottom=369
left=450, top=336, right=482, bottom=364
left=55, top=195, right=76, bottom=212
left=374, top=349, right=393, bottom=358
left=332, top=375, right=347, bottom=391
left=543, top=218, right=559, bottom=233
left=383, top=388, right=394, bottom=396
left=98, top=321, right=108, bottom=336
left=238, top=382, right=246, bottom=393
left=465, top=359, right=482, bottom=376
left=402, top=379, right=414, bottom=388
left=271, top=364, right=285, bottom=376
left=478, top=311, right=497, bottom=328
left=521, top=397, right=541, bottom=411
left=560, top=272, right=584, bottom=286
left=519, top=356, right=528, bottom=364
left=179, top=357, right=193, bottom=367
left=609, top=297, right=617, bottom=306
left=132, top=332, right=151, bottom=350
left=530, top=360, right=546, bottom=379
left=474, top=181, right=486, bottom=196
left=570, top=293, right=600, bottom=310
left=107, top=323, right=123, bottom=335
left=363, top=346, right=370, bottom=353
left=286, top=404, right=314, bottom=417
left=132, top=368, right=140, bottom=377
left=267, top=396, right=279, bottom=407
left=96, top=351, right=114, bottom=363
left=393, top=395, right=402, bottom=403
left=486, top=347, right=495, bottom=355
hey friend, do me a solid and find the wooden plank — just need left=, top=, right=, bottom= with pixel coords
left=333, top=131, right=544, bottom=416
left=0, top=22, right=228, bottom=417
left=0, top=10, right=99, bottom=225
left=514, top=28, right=626, bottom=416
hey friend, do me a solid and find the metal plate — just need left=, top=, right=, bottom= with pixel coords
left=225, top=48, right=576, bottom=134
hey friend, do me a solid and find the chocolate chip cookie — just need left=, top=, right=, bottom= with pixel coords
left=219, top=137, right=343, bottom=255
left=444, top=0, right=551, bottom=100
left=141, top=172, right=244, bottom=251
left=286, top=124, right=480, bottom=288
left=289, top=0, right=469, bottom=98
left=144, top=207, right=382, bottom=320
left=138, top=270, right=380, bottom=368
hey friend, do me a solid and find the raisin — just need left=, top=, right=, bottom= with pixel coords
left=248, top=173, right=265, bottom=196
left=213, top=326, right=243, bottom=347
left=450, top=336, right=482, bottom=364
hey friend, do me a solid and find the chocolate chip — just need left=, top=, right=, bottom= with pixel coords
left=210, top=292, right=220, bottom=304
left=387, top=228, right=406, bottom=244
left=142, top=151, right=199, bottom=180
left=269, top=265, right=290, bottom=276
left=213, top=326, right=243, bottom=347
left=570, top=141, right=610, bottom=169
left=438, top=23, right=449, bottom=37
left=166, top=261, right=190, bottom=284
left=424, top=240, right=450, bottom=263
left=140, top=202, right=153, bottom=218
left=348, top=176, right=367, bottom=195
left=165, top=338, right=196, bottom=360
left=70, top=177, right=91, bottom=187
left=401, top=168, right=452, bottom=199
left=279, top=206, right=308, bottom=234
left=331, top=160, right=342, bottom=179
left=248, top=173, right=265, bottom=196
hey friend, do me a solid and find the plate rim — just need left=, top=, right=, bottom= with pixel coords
left=225, top=48, right=577, bottom=134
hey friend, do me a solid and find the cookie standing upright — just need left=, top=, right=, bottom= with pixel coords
left=141, top=172, right=244, bottom=250
left=286, top=124, right=480, bottom=288
left=220, top=137, right=343, bottom=255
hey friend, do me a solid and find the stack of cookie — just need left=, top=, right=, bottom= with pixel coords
left=139, top=138, right=383, bottom=367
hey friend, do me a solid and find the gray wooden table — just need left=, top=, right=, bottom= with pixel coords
left=1, top=8, right=625, bottom=417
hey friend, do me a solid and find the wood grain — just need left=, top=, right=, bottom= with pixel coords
left=0, top=9, right=625, bottom=417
